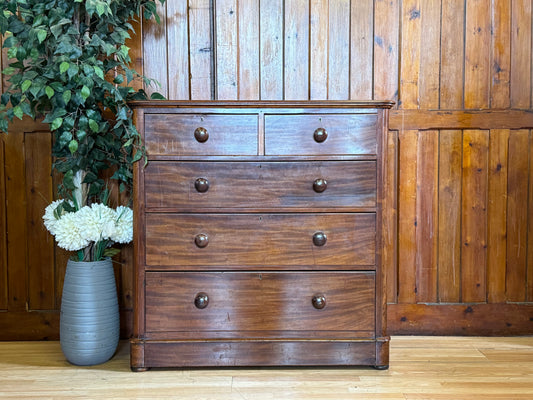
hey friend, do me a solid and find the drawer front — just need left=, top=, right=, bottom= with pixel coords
left=265, top=113, right=377, bottom=156
left=144, top=161, right=376, bottom=209
left=144, top=114, right=258, bottom=156
left=145, top=213, right=376, bottom=268
left=145, top=272, right=376, bottom=336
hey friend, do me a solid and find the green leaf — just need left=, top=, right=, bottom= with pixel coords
left=45, top=86, right=54, bottom=99
left=36, top=29, right=47, bottom=43
left=51, top=117, right=63, bottom=131
left=94, top=66, right=104, bottom=80
left=150, top=92, right=166, bottom=100
left=103, top=248, right=121, bottom=258
left=62, top=90, right=71, bottom=104
left=68, top=139, right=78, bottom=154
left=81, top=85, right=90, bottom=100
left=60, top=61, right=69, bottom=74
left=13, top=105, right=23, bottom=120
left=89, top=119, right=99, bottom=132
left=21, top=79, right=31, bottom=92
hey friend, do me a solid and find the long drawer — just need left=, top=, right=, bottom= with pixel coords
left=144, top=161, right=376, bottom=210
left=145, top=272, right=376, bottom=337
left=145, top=213, right=376, bottom=268
left=265, top=113, right=377, bottom=156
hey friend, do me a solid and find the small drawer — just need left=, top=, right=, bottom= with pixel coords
left=144, top=161, right=376, bottom=210
left=265, top=113, right=377, bottom=156
left=144, top=113, right=258, bottom=156
left=145, top=271, right=376, bottom=336
left=145, top=213, right=376, bottom=268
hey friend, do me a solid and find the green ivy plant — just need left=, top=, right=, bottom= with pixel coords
left=0, top=0, right=165, bottom=206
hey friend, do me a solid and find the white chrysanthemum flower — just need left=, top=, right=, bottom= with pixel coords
left=77, top=203, right=117, bottom=243
left=111, top=206, right=133, bottom=244
left=42, top=199, right=71, bottom=235
left=52, top=212, right=89, bottom=251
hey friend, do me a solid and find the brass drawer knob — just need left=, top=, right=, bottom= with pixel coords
left=313, top=127, right=328, bottom=143
left=194, top=127, right=209, bottom=143
left=194, top=292, right=209, bottom=309
left=194, top=233, right=209, bottom=248
left=312, top=231, right=327, bottom=246
left=312, top=294, right=326, bottom=309
left=313, top=178, right=327, bottom=193
left=195, top=178, right=210, bottom=193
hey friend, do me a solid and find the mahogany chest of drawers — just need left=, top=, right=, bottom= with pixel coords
left=130, top=101, right=393, bottom=370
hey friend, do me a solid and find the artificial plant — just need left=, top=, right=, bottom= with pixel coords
left=0, top=0, right=164, bottom=203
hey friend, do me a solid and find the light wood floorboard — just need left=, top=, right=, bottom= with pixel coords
left=0, top=336, right=532, bottom=399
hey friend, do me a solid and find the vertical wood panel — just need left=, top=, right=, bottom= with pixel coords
left=437, top=130, right=462, bottom=303
left=260, top=0, right=284, bottom=100
left=415, top=130, right=438, bottom=303
left=384, top=130, right=398, bottom=304
left=510, top=0, right=532, bottom=109
left=461, top=130, right=489, bottom=303
left=506, top=129, right=529, bottom=301
left=238, top=0, right=260, bottom=100
left=490, top=0, right=511, bottom=109
left=167, top=0, right=190, bottom=99
left=328, top=0, right=350, bottom=100
left=0, top=136, right=6, bottom=310
left=374, top=0, right=399, bottom=104
left=25, top=133, right=55, bottom=310
left=309, top=0, right=328, bottom=99
left=350, top=0, right=373, bottom=99
left=189, top=0, right=214, bottom=100
left=400, top=0, right=421, bottom=109
left=418, top=0, right=441, bottom=108
left=284, top=0, right=310, bottom=100
left=440, top=0, right=465, bottom=109
left=526, top=130, right=533, bottom=302
left=143, top=1, right=168, bottom=98
left=4, top=131, right=27, bottom=312
left=215, top=0, right=238, bottom=99
left=398, top=130, right=418, bottom=303
left=464, top=0, right=491, bottom=109
left=487, top=129, right=509, bottom=303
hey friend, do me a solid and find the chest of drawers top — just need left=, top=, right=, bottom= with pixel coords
left=132, top=100, right=393, bottom=160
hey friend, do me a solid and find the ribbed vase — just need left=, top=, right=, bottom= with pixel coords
left=60, top=258, right=119, bottom=366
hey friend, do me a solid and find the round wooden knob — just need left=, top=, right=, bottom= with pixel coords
left=195, top=178, right=210, bottom=193
left=194, top=233, right=209, bottom=248
left=194, top=292, right=209, bottom=309
left=313, top=127, right=328, bottom=143
left=194, top=127, right=209, bottom=143
left=312, top=295, right=326, bottom=309
left=313, top=178, right=327, bottom=193
left=312, top=232, right=327, bottom=246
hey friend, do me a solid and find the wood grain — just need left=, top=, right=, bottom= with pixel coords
left=374, top=0, right=399, bottom=104
left=437, top=130, right=462, bottom=302
left=510, top=0, right=532, bottom=109
left=142, top=0, right=168, bottom=98
left=237, top=0, right=260, bottom=100
left=309, top=0, right=328, bottom=100
left=465, top=0, right=491, bottom=109
left=487, top=129, right=509, bottom=303
left=506, top=129, right=529, bottom=301
left=284, top=0, right=309, bottom=100
left=461, top=130, right=489, bottom=303
left=145, top=271, right=375, bottom=335
left=397, top=130, right=418, bottom=303
left=214, top=0, right=238, bottom=100
left=0, top=135, right=6, bottom=310
left=166, top=0, right=189, bottom=99
left=350, top=0, right=373, bottom=99
left=490, top=0, right=511, bottom=109
left=145, top=213, right=376, bottom=268
left=440, top=0, right=465, bottom=109
left=189, top=0, right=213, bottom=100
left=144, top=161, right=377, bottom=210
left=259, top=0, right=283, bottom=100
left=328, top=0, right=350, bottom=100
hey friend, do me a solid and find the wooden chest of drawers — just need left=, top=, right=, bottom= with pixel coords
left=130, top=101, right=393, bottom=370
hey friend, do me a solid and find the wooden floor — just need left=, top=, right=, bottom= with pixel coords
left=1, top=336, right=532, bottom=399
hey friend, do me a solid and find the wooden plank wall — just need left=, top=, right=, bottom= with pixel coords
left=1, top=0, right=533, bottom=338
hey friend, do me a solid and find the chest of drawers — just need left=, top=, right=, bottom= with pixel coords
left=130, top=101, right=393, bottom=370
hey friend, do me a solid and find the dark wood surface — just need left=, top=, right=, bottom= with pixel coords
left=132, top=101, right=390, bottom=368
left=145, top=272, right=375, bottom=336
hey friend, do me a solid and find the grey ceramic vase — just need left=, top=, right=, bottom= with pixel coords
left=60, top=258, right=119, bottom=366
